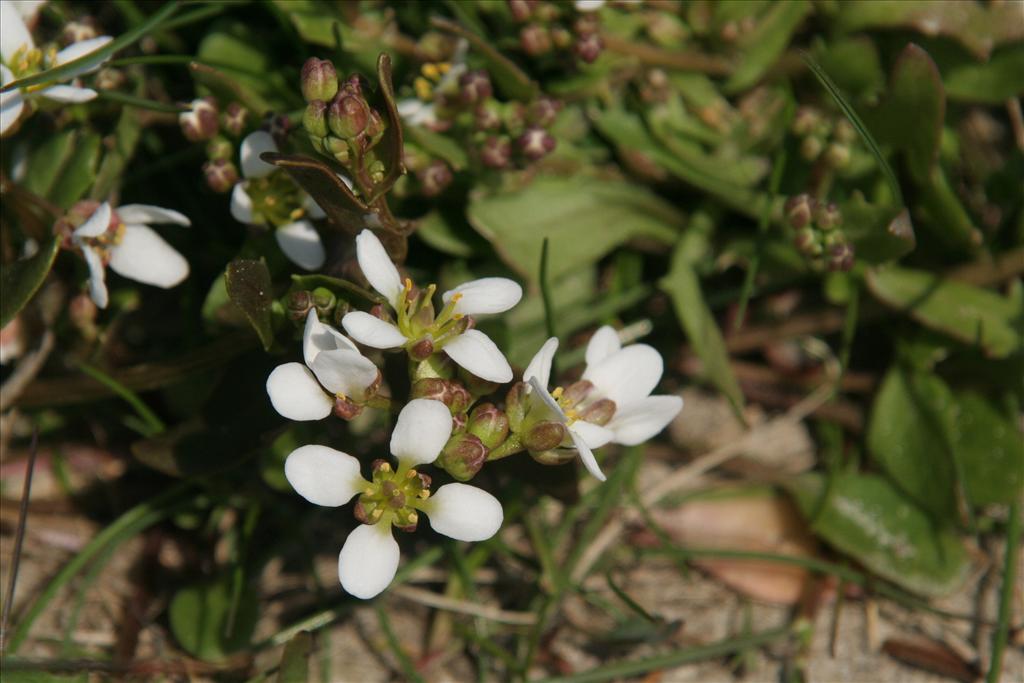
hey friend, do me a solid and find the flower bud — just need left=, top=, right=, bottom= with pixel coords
left=180, top=98, right=219, bottom=142
left=409, top=336, right=435, bottom=361
left=475, top=102, right=502, bottom=131
left=325, top=136, right=350, bottom=163
left=63, top=21, right=98, bottom=44
left=411, top=378, right=473, bottom=414
left=528, top=97, right=561, bottom=127
left=792, top=107, right=819, bottom=137
left=206, top=136, right=233, bottom=161
left=468, top=403, right=510, bottom=449
left=222, top=102, right=248, bottom=137
left=505, top=381, right=528, bottom=430
left=459, top=368, right=500, bottom=398
left=524, top=420, right=567, bottom=452
left=418, top=160, right=453, bottom=197
left=311, top=287, right=335, bottom=314
left=530, top=448, right=576, bottom=466
left=301, top=57, right=339, bottom=102
left=814, top=202, right=842, bottom=231
left=459, top=69, right=493, bottom=105
left=518, top=126, right=556, bottom=161
left=834, top=118, right=856, bottom=144
left=579, top=398, right=616, bottom=426
left=333, top=395, right=363, bottom=420
left=364, top=109, right=386, bottom=143
left=800, top=136, right=823, bottom=161
left=551, top=26, right=574, bottom=49
left=303, top=100, right=329, bottom=138
left=784, top=194, right=813, bottom=229
left=574, top=33, right=603, bottom=63
left=329, top=95, right=369, bottom=139
left=520, top=24, right=552, bottom=56
left=203, top=159, right=239, bottom=193
left=480, top=136, right=512, bottom=169
left=562, top=380, right=594, bottom=406
left=793, top=227, right=817, bottom=255
left=287, top=290, right=313, bottom=320
left=827, top=242, right=855, bottom=272
left=824, top=142, right=850, bottom=168
left=507, top=0, right=534, bottom=22
left=437, top=433, right=488, bottom=481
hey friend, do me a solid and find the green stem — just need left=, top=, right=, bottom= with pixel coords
left=986, top=497, right=1021, bottom=683
left=487, top=434, right=523, bottom=461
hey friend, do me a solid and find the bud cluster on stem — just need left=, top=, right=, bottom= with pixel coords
left=785, top=194, right=855, bottom=272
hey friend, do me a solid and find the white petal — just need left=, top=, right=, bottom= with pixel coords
left=425, top=483, right=503, bottom=542
left=442, top=278, right=522, bottom=316
left=341, top=311, right=407, bottom=349
left=397, top=99, right=437, bottom=127
left=355, top=230, right=403, bottom=307
left=570, top=421, right=614, bottom=450
left=608, top=395, right=683, bottom=445
left=12, top=1, right=45, bottom=22
left=230, top=183, right=255, bottom=224
left=527, top=376, right=567, bottom=422
left=108, top=224, right=188, bottom=288
left=303, top=193, right=327, bottom=220
left=54, top=36, right=113, bottom=77
left=266, top=362, right=334, bottom=421
left=0, top=65, right=24, bottom=135
left=338, top=523, right=400, bottom=599
left=1, top=0, right=33, bottom=63
left=582, top=344, right=663, bottom=407
left=390, top=398, right=452, bottom=467
left=73, top=202, right=111, bottom=238
left=284, top=444, right=365, bottom=507
left=523, top=337, right=558, bottom=388
left=585, top=325, right=621, bottom=368
left=310, top=349, right=379, bottom=398
left=442, top=330, right=513, bottom=383
left=575, top=0, right=606, bottom=11
left=39, top=85, right=98, bottom=102
left=275, top=220, right=325, bottom=271
left=303, top=308, right=357, bottom=366
left=81, top=246, right=108, bottom=309
left=569, top=429, right=606, bottom=482
left=116, top=204, right=190, bottom=226
left=240, top=130, right=278, bottom=179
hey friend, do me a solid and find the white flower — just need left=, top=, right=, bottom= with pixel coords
left=266, top=309, right=379, bottom=421
left=522, top=326, right=683, bottom=481
left=229, top=131, right=328, bottom=271
left=396, top=39, right=467, bottom=129
left=68, top=201, right=190, bottom=309
left=284, top=398, right=504, bottom=599
left=341, top=229, right=522, bottom=383
left=575, top=0, right=606, bottom=11
left=1, top=0, right=113, bottom=135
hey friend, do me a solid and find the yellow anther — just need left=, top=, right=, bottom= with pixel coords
left=421, top=63, right=441, bottom=80
left=404, top=278, right=414, bottom=292
left=565, top=409, right=580, bottom=421
left=414, top=76, right=432, bottom=101
left=438, top=62, right=452, bottom=74
left=378, top=462, right=392, bottom=473
left=370, top=508, right=384, bottom=522
left=453, top=313, right=463, bottom=320
left=265, top=195, right=277, bottom=206
left=406, top=469, right=418, bottom=479
left=551, top=387, right=564, bottom=400
left=418, top=489, right=430, bottom=499
left=289, top=207, right=305, bottom=220
left=451, top=292, right=464, bottom=302
left=407, top=511, right=419, bottom=525
left=364, top=486, right=375, bottom=495
left=335, top=391, right=348, bottom=401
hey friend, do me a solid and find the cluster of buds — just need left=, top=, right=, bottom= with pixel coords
left=286, top=287, right=351, bottom=326
left=300, top=57, right=388, bottom=190
left=179, top=97, right=251, bottom=193
left=786, top=194, right=855, bottom=272
left=791, top=106, right=856, bottom=169
left=509, top=1, right=604, bottom=64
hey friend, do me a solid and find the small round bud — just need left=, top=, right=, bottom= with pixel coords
left=833, top=118, right=857, bottom=144
left=520, top=24, right=552, bottom=56
left=411, top=378, right=473, bottom=414
left=329, top=95, right=369, bottom=139
left=459, top=69, right=492, bottom=105
left=303, top=100, right=329, bottom=138
left=792, top=107, right=820, bottom=137
left=180, top=98, right=219, bottom=142
left=480, top=136, right=512, bottom=169
left=574, top=33, right=603, bottom=63
left=475, top=102, right=502, bottom=131
left=202, top=159, right=239, bottom=193
left=517, top=126, right=556, bottom=160
left=784, top=194, right=814, bottom=229
left=287, top=290, right=313, bottom=320
left=222, top=102, right=248, bottom=137
left=827, top=242, right=855, bottom=272
left=437, top=433, right=488, bottom=481
left=551, top=26, right=573, bottom=49
left=793, top=227, right=817, bottom=255
left=311, top=287, right=335, bottom=314
left=528, top=97, right=561, bottom=127
left=814, top=202, right=842, bottom=231
left=301, top=57, right=339, bottom=102
left=206, top=136, right=233, bottom=161
left=504, top=381, right=528, bottom=430
left=468, top=403, right=510, bottom=449
left=824, top=142, right=850, bottom=168
left=333, top=395, right=363, bottom=420
left=507, top=0, right=534, bottom=22
left=409, top=336, right=435, bottom=361
left=325, top=136, right=350, bottom=163
left=418, top=160, right=453, bottom=197
left=800, top=136, right=823, bottom=161
left=524, top=420, right=567, bottom=452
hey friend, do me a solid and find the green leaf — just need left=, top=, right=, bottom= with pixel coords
left=224, top=259, right=275, bottom=351
left=415, top=209, right=483, bottom=258
left=867, top=266, right=1023, bottom=359
left=841, top=199, right=915, bottom=264
left=788, top=472, right=970, bottom=597
left=0, top=2, right=181, bottom=92
left=660, top=222, right=745, bottom=412
left=261, top=152, right=368, bottom=227
left=0, top=237, right=60, bottom=328
left=23, top=129, right=76, bottom=199
left=277, top=632, right=313, bottom=683
left=954, top=392, right=1024, bottom=506
left=866, top=366, right=960, bottom=521
left=169, top=576, right=258, bottom=661
left=404, top=125, right=469, bottom=171
left=944, top=43, right=1024, bottom=104
left=195, top=26, right=290, bottom=112
left=466, top=174, right=680, bottom=284
left=50, top=132, right=101, bottom=209
left=91, top=105, right=143, bottom=200
left=815, top=36, right=885, bottom=100
left=724, top=0, right=812, bottom=93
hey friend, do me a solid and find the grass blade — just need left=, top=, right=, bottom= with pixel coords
left=986, top=496, right=1021, bottom=683
left=74, top=360, right=166, bottom=436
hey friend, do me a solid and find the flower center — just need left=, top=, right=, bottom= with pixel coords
left=393, top=278, right=469, bottom=353
left=244, top=171, right=307, bottom=227
left=413, top=61, right=452, bottom=102
left=356, top=461, right=431, bottom=532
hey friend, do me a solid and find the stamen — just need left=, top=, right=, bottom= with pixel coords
left=289, top=207, right=305, bottom=220
left=335, top=391, right=348, bottom=401
left=406, top=469, right=418, bottom=479
left=369, top=508, right=384, bottom=522
left=451, top=292, right=464, bottom=302
left=265, top=195, right=277, bottom=206
left=377, top=462, right=392, bottom=473
left=551, top=387, right=564, bottom=400
left=418, top=489, right=430, bottom=499
left=414, top=77, right=432, bottom=100
left=404, top=278, right=414, bottom=292
left=438, top=62, right=452, bottom=74
left=453, top=313, right=463, bottom=320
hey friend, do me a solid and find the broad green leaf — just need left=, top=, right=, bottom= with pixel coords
left=415, top=209, right=483, bottom=258
left=404, top=125, right=469, bottom=171
left=815, top=37, right=885, bottom=100
left=277, top=632, right=313, bottom=683
left=954, top=392, right=1024, bottom=506
left=0, top=237, right=61, bottom=328
left=944, top=43, right=1024, bottom=104
left=169, top=576, right=258, bottom=661
left=466, top=174, right=680, bottom=284
left=866, top=366, right=960, bottom=522
left=23, top=129, right=76, bottom=198
left=724, top=0, right=811, bottom=93
left=660, top=229, right=745, bottom=412
left=789, top=472, right=970, bottom=597
left=225, top=259, right=275, bottom=351
left=50, top=132, right=101, bottom=209
left=196, top=26, right=290, bottom=112
left=867, top=266, right=1022, bottom=359
left=841, top=199, right=915, bottom=264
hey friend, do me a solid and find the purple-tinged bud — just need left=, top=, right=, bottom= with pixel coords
left=520, top=24, right=552, bottom=56
left=579, top=398, right=616, bottom=426
left=574, top=14, right=600, bottom=37
left=530, top=448, right=576, bottom=466
left=287, top=290, right=313, bottom=320
left=63, top=21, right=98, bottom=44
left=411, top=378, right=473, bottom=414
left=459, top=69, right=493, bottom=105
left=505, top=381, right=528, bottom=430
left=437, top=433, right=488, bottom=481
left=409, top=336, right=435, bottom=361
left=524, top=420, right=567, bottom=452
left=369, top=303, right=393, bottom=322
left=371, top=459, right=392, bottom=473
left=206, top=136, right=233, bottom=161
left=833, top=118, right=856, bottom=144
left=814, top=201, right=842, bottom=231
left=574, top=33, right=603, bottom=63
left=551, top=26, right=573, bottom=49
left=301, top=57, right=339, bottom=102
left=453, top=411, right=468, bottom=432
left=475, top=102, right=502, bottom=131
left=481, top=136, right=512, bottom=169
left=468, top=403, right=510, bottom=449
left=364, top=108, right=386, bottom=144
left=507, top=0, right=534, bottom=22
left=303, top=100, right=329, bottom=138
left=222, top=102, right=248, bottom=137
left=95, top=67, right=125, bottom=91
left=459, top=368, right=500, bottom=398
left=180, top=98, right=219, bottom=142
left=329, top=95, right=369, bottom=139
left=562, top=380, right=594, bottom=406
left=202, top=159, right=239, bottom=193
left=784, top=194, right=813, bottom=229
left=418, top=160, right=453, bottom=197
left=827, top=242, right=855, bottom=272
left=518, top=126, right=556, bottom=160
left=333, top=395, right=363, bottom=420
left=793, top=227, right=817, bottom=255
left=528, top=97, right=562, bottom=127
left=352, top=497, right=375, bottom=524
